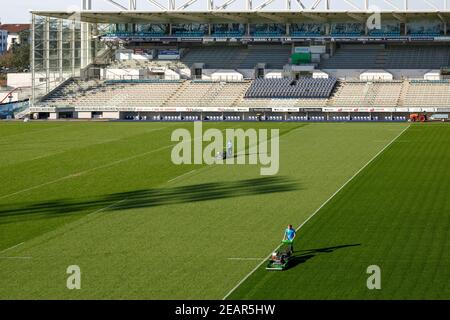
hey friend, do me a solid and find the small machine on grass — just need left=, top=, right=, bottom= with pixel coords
left=266, top=240, right=293, bottom=271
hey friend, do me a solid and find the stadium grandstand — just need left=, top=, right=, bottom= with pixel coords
left=22, top=0, right=450, bottom=122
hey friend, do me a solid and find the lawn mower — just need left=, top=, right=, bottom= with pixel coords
left=266, top=240, right=293, bottom=271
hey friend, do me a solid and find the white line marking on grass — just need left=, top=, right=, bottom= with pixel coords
left=167, top=169, right=197, bottom=183
left=227, top=258, right=265, bottom=261
left=222, top=124, right=411, bottom=300
left=0, top=124, right=233, bottom=200
left=20, top=127, right=168, bottom=163
left=0, top=242, right=24, bottom=254
left=0, top=141, right=174, bottom=201
left=86, top=199, right=128, bottom=218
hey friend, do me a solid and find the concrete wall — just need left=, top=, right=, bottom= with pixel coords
left=77, top=111, right=92, bottom=119
left=104, top=68, right=141, bottom=80
left=49, top=112, right=58, bottom=120
left=102, top=111, right=120, bottom=119
left=7, top=73, right=32, bottom=88
left=322, top=69, right=433, bottom=80
left=202, top=69, right=244, bottom=81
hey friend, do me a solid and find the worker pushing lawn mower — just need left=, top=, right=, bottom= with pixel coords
left=266, top=225, right=296, bottom=271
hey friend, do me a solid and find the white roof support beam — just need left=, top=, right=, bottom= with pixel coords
left=104, top=0, right=128, bottom=10
left=216, top=0, right=238, bottom=10
left=311, top=0, right=323, bottom=10
left=146, top=0, right=167, bottom=10
left=177, top=0, right=199, bottom=10
left=247, top=0, right=253, bottom=10
left=296, top=0, right=307, bottom=9
left=82, top=0, right=93, bottom=10
left=168, top=0, right=176, bottom=10
left=296, top=0, right=322, bottom=10
left=342, top=0, right=362, bottom=10
left=286, top=0, right=291, bottom=10
left=383, top=0, right=401, bottom=10
left=254, top=0, right=276, bottom=10
left=423, top=0, right=439, bottom=10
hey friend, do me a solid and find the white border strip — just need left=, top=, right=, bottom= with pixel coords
left=227, top=258, right=265, bottom=261
left=222, top=124, right=410, bottom=300
left=0, top=242, right=24, bottom=254
left=167, top=169, right=197, bottom=183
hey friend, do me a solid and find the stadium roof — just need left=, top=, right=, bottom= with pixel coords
left=30, top=10, right=450, bottom=24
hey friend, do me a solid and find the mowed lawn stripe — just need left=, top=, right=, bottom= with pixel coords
left=0, top=122, right=270, bottom=251
left=223, top=124, right=410, bottom=300
left=228, top=124, right=449, bottom=300
left=0, top=123, right=174, bottom=195
left=0, top=123, right=189, bottom=251
left=0, top=123, right=408, bottom=299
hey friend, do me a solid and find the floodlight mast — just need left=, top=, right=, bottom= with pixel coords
left=82, top=0, right=447, bottom=11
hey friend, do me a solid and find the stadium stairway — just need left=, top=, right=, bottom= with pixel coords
left=14, top=107, right=31, bottom=120
left=397, top=80, right=410, bottom=107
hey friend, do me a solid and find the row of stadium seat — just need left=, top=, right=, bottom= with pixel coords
left=211, top=31, right=243, bottom=37
left=253, top=31, right=283, bottom=37
left=308, top=31, right=441, bottom=37
left=409, top=32, right=442, bottom=37
left=106, top=32, right=165, bottom=37
left=320, top=45, right=450, bottom=69
left=369, top=30, right=401, bottom=37
left=330, top=31, right=362, bottom=37
left=290, top=116, right=308, bottom=121
left=291, top=31, right=321, bottom=37
left=350, top=116, right=376, bottom=121
left=331, top=82, right=403, bottom=107
left=106, top=31, right=446, bottom=39
left=404, top=82, right=450, bottom=107
left=40, top=79, right=450, bottom=109
left=109, top=31, right=302, bottom=38
left=181, top=46, right=291, bottom=69
left=265, top=115, right=283, bottom=121
left=224, top=116, right=241, bottom=121
left=174, top=31, right=205, bottom=37
left=245, top=78, right=337, bottom=98
left=249, top=115, right=327, bottom=121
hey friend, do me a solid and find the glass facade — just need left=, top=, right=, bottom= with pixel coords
left=31, top=14, right=104, bottom=105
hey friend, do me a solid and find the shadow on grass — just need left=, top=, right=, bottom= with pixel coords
left=287, top=244, right=361, bottom=269
left=0, top=176, right=300, bottom=224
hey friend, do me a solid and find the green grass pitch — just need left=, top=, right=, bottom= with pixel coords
left=0, top=121, right=448, bottom=299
